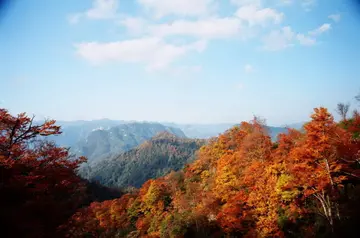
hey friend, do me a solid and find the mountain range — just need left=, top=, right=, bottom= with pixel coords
left=44, top=119, right=305, bottom=164
left=69, top=122, right=185, bottom=163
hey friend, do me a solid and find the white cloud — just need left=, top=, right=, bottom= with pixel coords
left=328, top=14, right=341, bottom=22
left=230, top=0, right=262, bottom=6
left=118, top=16, right=244, bottom=40
left=244, top=64, right=254, bottom=73
left=231, top=0, right=293, bottom=7
left=262, top=22, right=333, bottom=51
left=263, top=26, right=295, bottom=51
left=118, top=4, right=283, bottom=43
left=75, top=38, right=207, bottom=70
left=71, top=0, right=335, bottom=68
left=302, top=0, right=316, bottom=10
left=119, top=17, right=148, bottom=35
left=137, top=0, right=215, bottom=18
left=235, top=4, right=284, bottom=26
left=86, top=0, right=119, bottom=19
left=68, top=0, right=119, bottom=23
left=309, top=23, right=331, bottom=36
left=297, top=33, right=316, bottom=46
left=148, top=17, right=242, bottom=39
left=263, top=25, right=325, bottom=50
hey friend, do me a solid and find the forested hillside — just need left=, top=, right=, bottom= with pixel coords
left=79, top=132, right=205, bottom=188
left=1, top=105, right=360, bottom=238
left=62, top=107, right=360, bottom=237
left=48, top=120, right=290, bottom=153
left=72, top=123, right=186, bottom=163
left=3, top=0, right=359, bottom=237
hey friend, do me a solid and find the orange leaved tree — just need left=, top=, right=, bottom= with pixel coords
left=0, top=108, right=86, bottom=238
left=289, top=108, right=359, bottom=232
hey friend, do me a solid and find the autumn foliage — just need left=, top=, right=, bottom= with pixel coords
left=62, top=107, right=360, bottom=237
left=0, top=109, right=87, bottom=238
left=1, top=106, right=360, bottom=237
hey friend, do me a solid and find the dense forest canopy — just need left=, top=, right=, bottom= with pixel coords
left=79, top=131, right=205, bottom=188
left=2, top=0, right=360, bottom=237
left=64, top=107, right=359, bottom=237
left=1, top=103, right=360, bottom=237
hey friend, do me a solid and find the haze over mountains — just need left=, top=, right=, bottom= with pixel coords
left=46, top=119, right=305, bottom=163
left=40, top=119, right=303, bottom=190
left=70, top=122, right=186, bottom=163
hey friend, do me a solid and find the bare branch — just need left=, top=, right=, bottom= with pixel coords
left=8, top=119, right=20, bottom=147
left=336, top=103, right=350, bottom=121
left=13, top=115, right=37, bottom=146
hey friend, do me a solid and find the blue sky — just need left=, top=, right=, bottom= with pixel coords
left=0, top=0, right=360, bottom=125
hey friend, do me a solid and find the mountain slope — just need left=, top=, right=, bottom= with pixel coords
left=48, top=120, right=294, bottom=148
left=65, top=109, right=360, bottom=237
left=45, top=119, right=290, bottom=165
left=79, top=132, right=205, bottom=188
left=39, top=119, right=125, bottom=147
left=73, top=122, right=186, bottom=163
